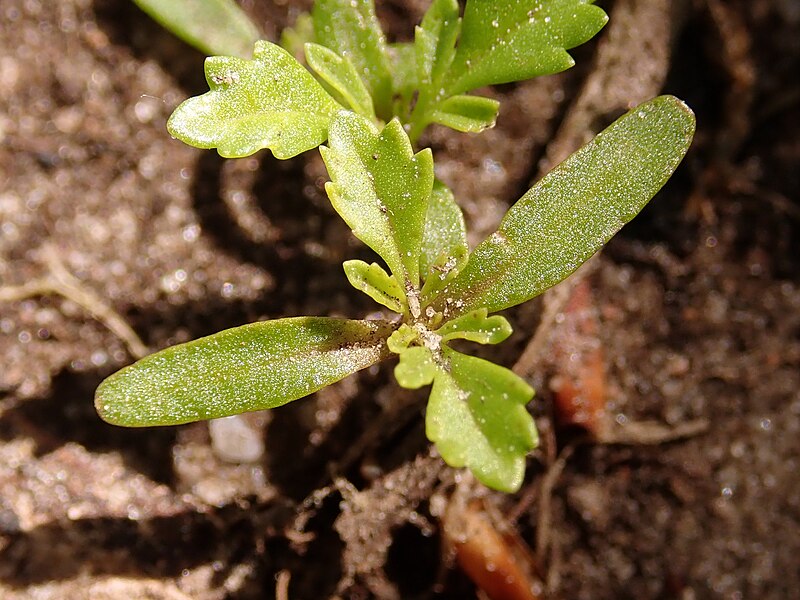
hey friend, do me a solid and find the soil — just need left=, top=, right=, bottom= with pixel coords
left=1, top=0, right=798, bottom=598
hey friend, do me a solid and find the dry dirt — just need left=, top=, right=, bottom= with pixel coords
left=1, top=0, right=799, bottom=598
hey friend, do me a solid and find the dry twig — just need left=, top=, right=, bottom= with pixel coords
left=0, top=245, right=149, bottom=359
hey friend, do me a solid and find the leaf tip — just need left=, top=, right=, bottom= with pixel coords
left=94, top=373, right=132, bottom=427
left=93, top=385, right=112, bottom=423
left=648, top=95, right=697, bottom=151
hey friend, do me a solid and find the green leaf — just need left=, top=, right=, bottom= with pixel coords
left=394, top=346, right=437, bottom=389
left=432, top=95, right=696, bottom=318
left=386, top=323, right=418, bottom=354
left=96, top=317, right=394, bottom=427
left=445, top=0, right=608, bottom=95
left=132, top=0, right=260, bottom=58
left=387, top=320, right=537, bottom=491
left=415, top=0, right=460, bottom=91
left=419, top=181, right=468, bottom=305
left=321, top=112, right=434, bottom=292
left=167, top=40, right=342, bottom=159
left=343, top=259, right=406, bottom=314
left=429, top=94, right=500, bottom=133
left=387, top=42, right=419, bottom=119
left=304, top=43, right=376, bottom=119
left=437, top=309, right=512, bottom=345
left=426, top=348, right=538, bottom=492
left=408, top=0, right=460, bottom=140
left=312, top=0, right=393, bottom=120
left=420, top=181, right=468, bottom=276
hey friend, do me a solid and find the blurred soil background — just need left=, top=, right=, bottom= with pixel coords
left=1, top=0, right=799, bottom=598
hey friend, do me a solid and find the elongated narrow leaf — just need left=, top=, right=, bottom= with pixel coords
left=133, top=0, right=260, bottom=58
left=343, top=260, right=406, bottom=313
left=429, top=94, right=500, bottom=133
left=420, top=181, right=468, bottom=277
left=387, top=42, right=419, bottom=113
left=321, top=112, right=434, bottom=289
left=407, top=0, right=460, bottom=140
left=167, top=40, right=342, bottom=158
left=415, top=0, right=460, bottom=91
left=305, top=43, right=375, bottom=119
left=96, top=317, right=394, bottom=427
left=431, top=95, right=696, bottom=318
left=419, top=181, right=468, bottom=305
left=312, top=0, right=393, bottom=119
left=445, top=0, right=608, bottom=95
left=427, top=348, right=538, bottom=492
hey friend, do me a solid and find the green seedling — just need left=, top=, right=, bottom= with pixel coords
left=97, top=1, right=695, bottom=491
left=97, top=94, right=694, bottom=491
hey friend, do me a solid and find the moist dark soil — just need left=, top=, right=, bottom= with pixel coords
left=1, top=1, right=798, bottom=598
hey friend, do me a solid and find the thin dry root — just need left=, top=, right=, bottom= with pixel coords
left=275, top=570, right=291, bottom=600
left=0, top=245, right=149, bottom=359
left=535, top=445, right=575, bottom=564
left=533, top=418, right=708, bottom=594
left=597, top=418, right=710, bottom=445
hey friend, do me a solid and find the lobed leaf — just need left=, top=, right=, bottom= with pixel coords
left=386, top=323, right=419, bottom=354
left=436, top=309, right=511, bottom=345
left=343, top=259, right=406, bottom=314
left=305, top=43, right=376, bottom=119
left=133, top=0, right=260, bottom=58
left=432, top=95, right=696, bottom=318
left=388, top=318, right=536, bottom=492
left=96, top=317, right=394, bottom=427
left=445, top=0, right=608, bottom=95
left=321, top=112, right=434, bottom=290
left=426, top=348, right=538, bottom=492
left=394, top=345, right=437, bottom=389
left=167, top=40, right=341, bottom=159
left=312, top=0, right=394, bottom=120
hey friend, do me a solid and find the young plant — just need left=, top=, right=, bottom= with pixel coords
left=164, top=0, right=610, bottom=156
left=96, top=96, right=695, bottom=492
